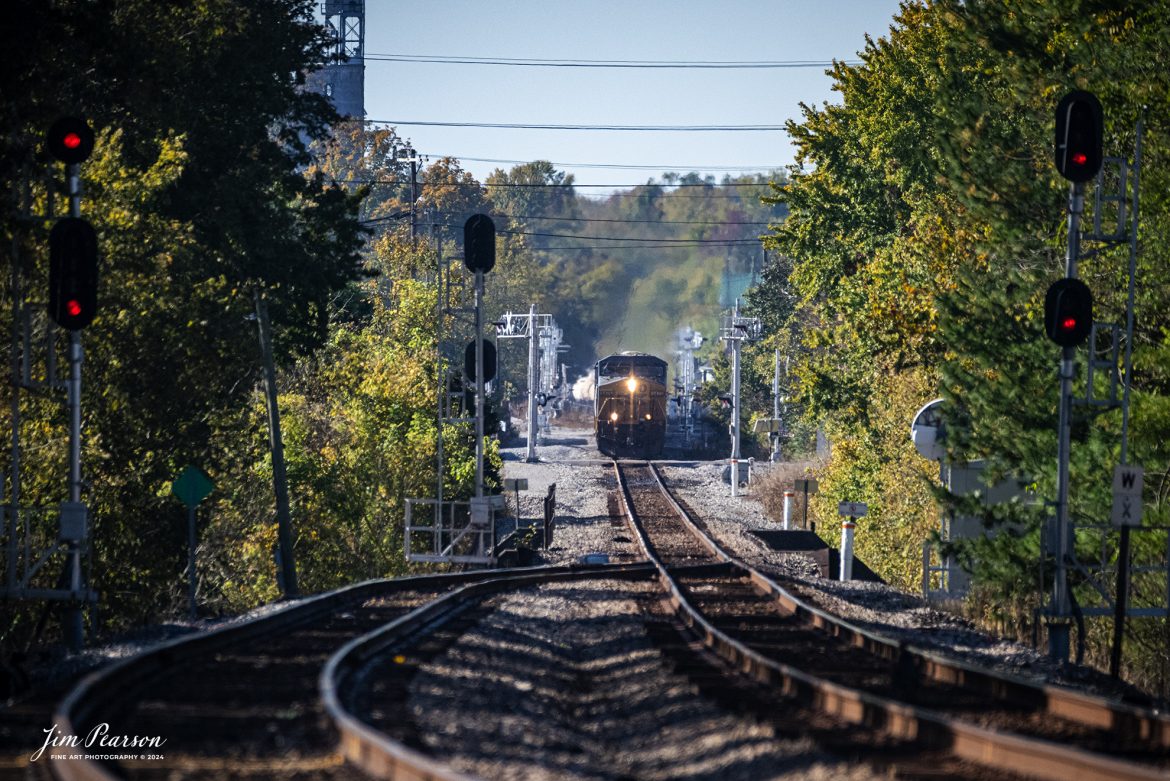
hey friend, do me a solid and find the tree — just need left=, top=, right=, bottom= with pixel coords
left=1, top=0, right=366, bottom=638
left=761, top=0, right=1170, bottom=690
left=486, top=161, right=579, bottom=246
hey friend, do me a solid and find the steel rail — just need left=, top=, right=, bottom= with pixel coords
left=614, top=461, right=1170, bottom=781
left=49, top=563, right=645, bottom=781
left=321, top=562, right=659, bottom=781
left=644, top=462, right=1170, bottom=743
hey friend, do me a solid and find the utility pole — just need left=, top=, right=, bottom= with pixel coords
left=398, top=146, right=420, bottom=247
left=771, top=349, right=783, bottom=462
left=253, top=289, right=298, bottom=598
left=410, top=154, right=418, bottom=246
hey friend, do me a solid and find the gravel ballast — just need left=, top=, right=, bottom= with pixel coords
left=404, top=577, right=886, bottom=781
left=501, top=425, right=1157, bottom=702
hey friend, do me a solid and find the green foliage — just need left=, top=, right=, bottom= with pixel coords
left=1, top=0, right=367, bottom=644
left=765, top=0, right=1170, bottom=691
left=809, top=368, right=940, bottom=589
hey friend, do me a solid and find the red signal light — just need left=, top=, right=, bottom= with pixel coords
left=48, top=218, right=99, bottom=330
left=46, top=117, right=95, bottom=165
left=1054, top=91, right=1103, bottom=183
left=1045, top=277, right=1093, bottom=347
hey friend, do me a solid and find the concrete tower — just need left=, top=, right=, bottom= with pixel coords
left=307, top=0, right=365, bottom=119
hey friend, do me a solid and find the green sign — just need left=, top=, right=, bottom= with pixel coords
left=171, top=465, right=214, bottom=509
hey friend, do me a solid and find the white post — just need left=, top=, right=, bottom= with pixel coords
left=840, top=518, right=856, bottom=581
left=782, top=490, right=794, bottom=530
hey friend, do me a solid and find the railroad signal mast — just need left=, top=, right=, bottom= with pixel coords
left=405, top=215, right=500, bottom=565
left=464, top=214, right=495, bottom=503
left=1044, top=93, right=1161, bottom=673
left=2, top=118, right=100, bottom=650
left=1046, top=90, right=1104, bottom=662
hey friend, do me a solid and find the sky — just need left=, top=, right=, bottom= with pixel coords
left=358, top=1, right=905, bottom=196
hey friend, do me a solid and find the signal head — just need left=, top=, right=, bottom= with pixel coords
left=1054, top=91, right=1103, bottom=183
left=1044, top=277, right=1092, bottom=347
left=48, top=217, right=99, bottom=330
left=463, top=214, right=496, bottom=273
left=46, top=117, right=95, bottom=165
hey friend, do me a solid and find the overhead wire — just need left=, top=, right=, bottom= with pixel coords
left=503, top=214, right=776, bottom=225
left=437, top=155, right=784, bottom=171
left=362, top=52, right=858, bottom=69
left=366, top=119, right=785, bottom=132
left=497, top=228, right=761, bottom=244
left=519, top=244, right=761, bottom=252
left=329, top=176, right=775, bottom=189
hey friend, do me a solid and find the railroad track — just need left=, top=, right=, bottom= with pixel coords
left=45, top=463, right=1170, bottom=781
left=48, top=563, right=646, bottom=781
left=321, top=563, right=660, bottom=780
left=614, top=461, right=1170, bottom=781
left=320, top=559, right=958, bottom=780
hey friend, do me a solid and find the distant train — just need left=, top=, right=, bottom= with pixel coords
left=594, top=352, right=668, bottom=457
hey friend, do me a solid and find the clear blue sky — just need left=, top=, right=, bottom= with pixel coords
left=361, top=1, right=904, bottom=195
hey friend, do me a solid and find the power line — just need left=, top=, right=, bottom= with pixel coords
left=502, top=214, right=776, bottom=226
left=335, top=176, right=774, bottom=189
left=367, top=119, right=785, bottom=132
left=523, top=244, right=759, bottom=252
left=485, top=182, right=773, bottom=189
left=498, top=228, right=761, bottom=244
left=363, top=52, right=858, bottom=69
left=446, top=155, right=784, bottom=172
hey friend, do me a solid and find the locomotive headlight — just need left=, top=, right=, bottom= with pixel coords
left=626, top=378, right=638, bottom=393
left=610, top=412, right=619, bottom=422
left=645, top=413, right=652, bottom=420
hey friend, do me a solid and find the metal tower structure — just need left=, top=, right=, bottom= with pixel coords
left=307, top=1, right=365, bottom=119
left=673, top=327, right=703, bottom=443
left=720, top=303, right=761, bottom=497
left=496, top=308, right=563, bottom=461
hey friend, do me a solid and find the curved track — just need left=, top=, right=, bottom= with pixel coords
left=321, top=564, right=658, bottom=780
left=50, top=463, right=1170, bottom=781
left=615, top=461, right=1170, bottom=781
left=50, top=564, right=645, bottom=781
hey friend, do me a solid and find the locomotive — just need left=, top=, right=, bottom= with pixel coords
left=594, top=352, right=668, bottom=457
